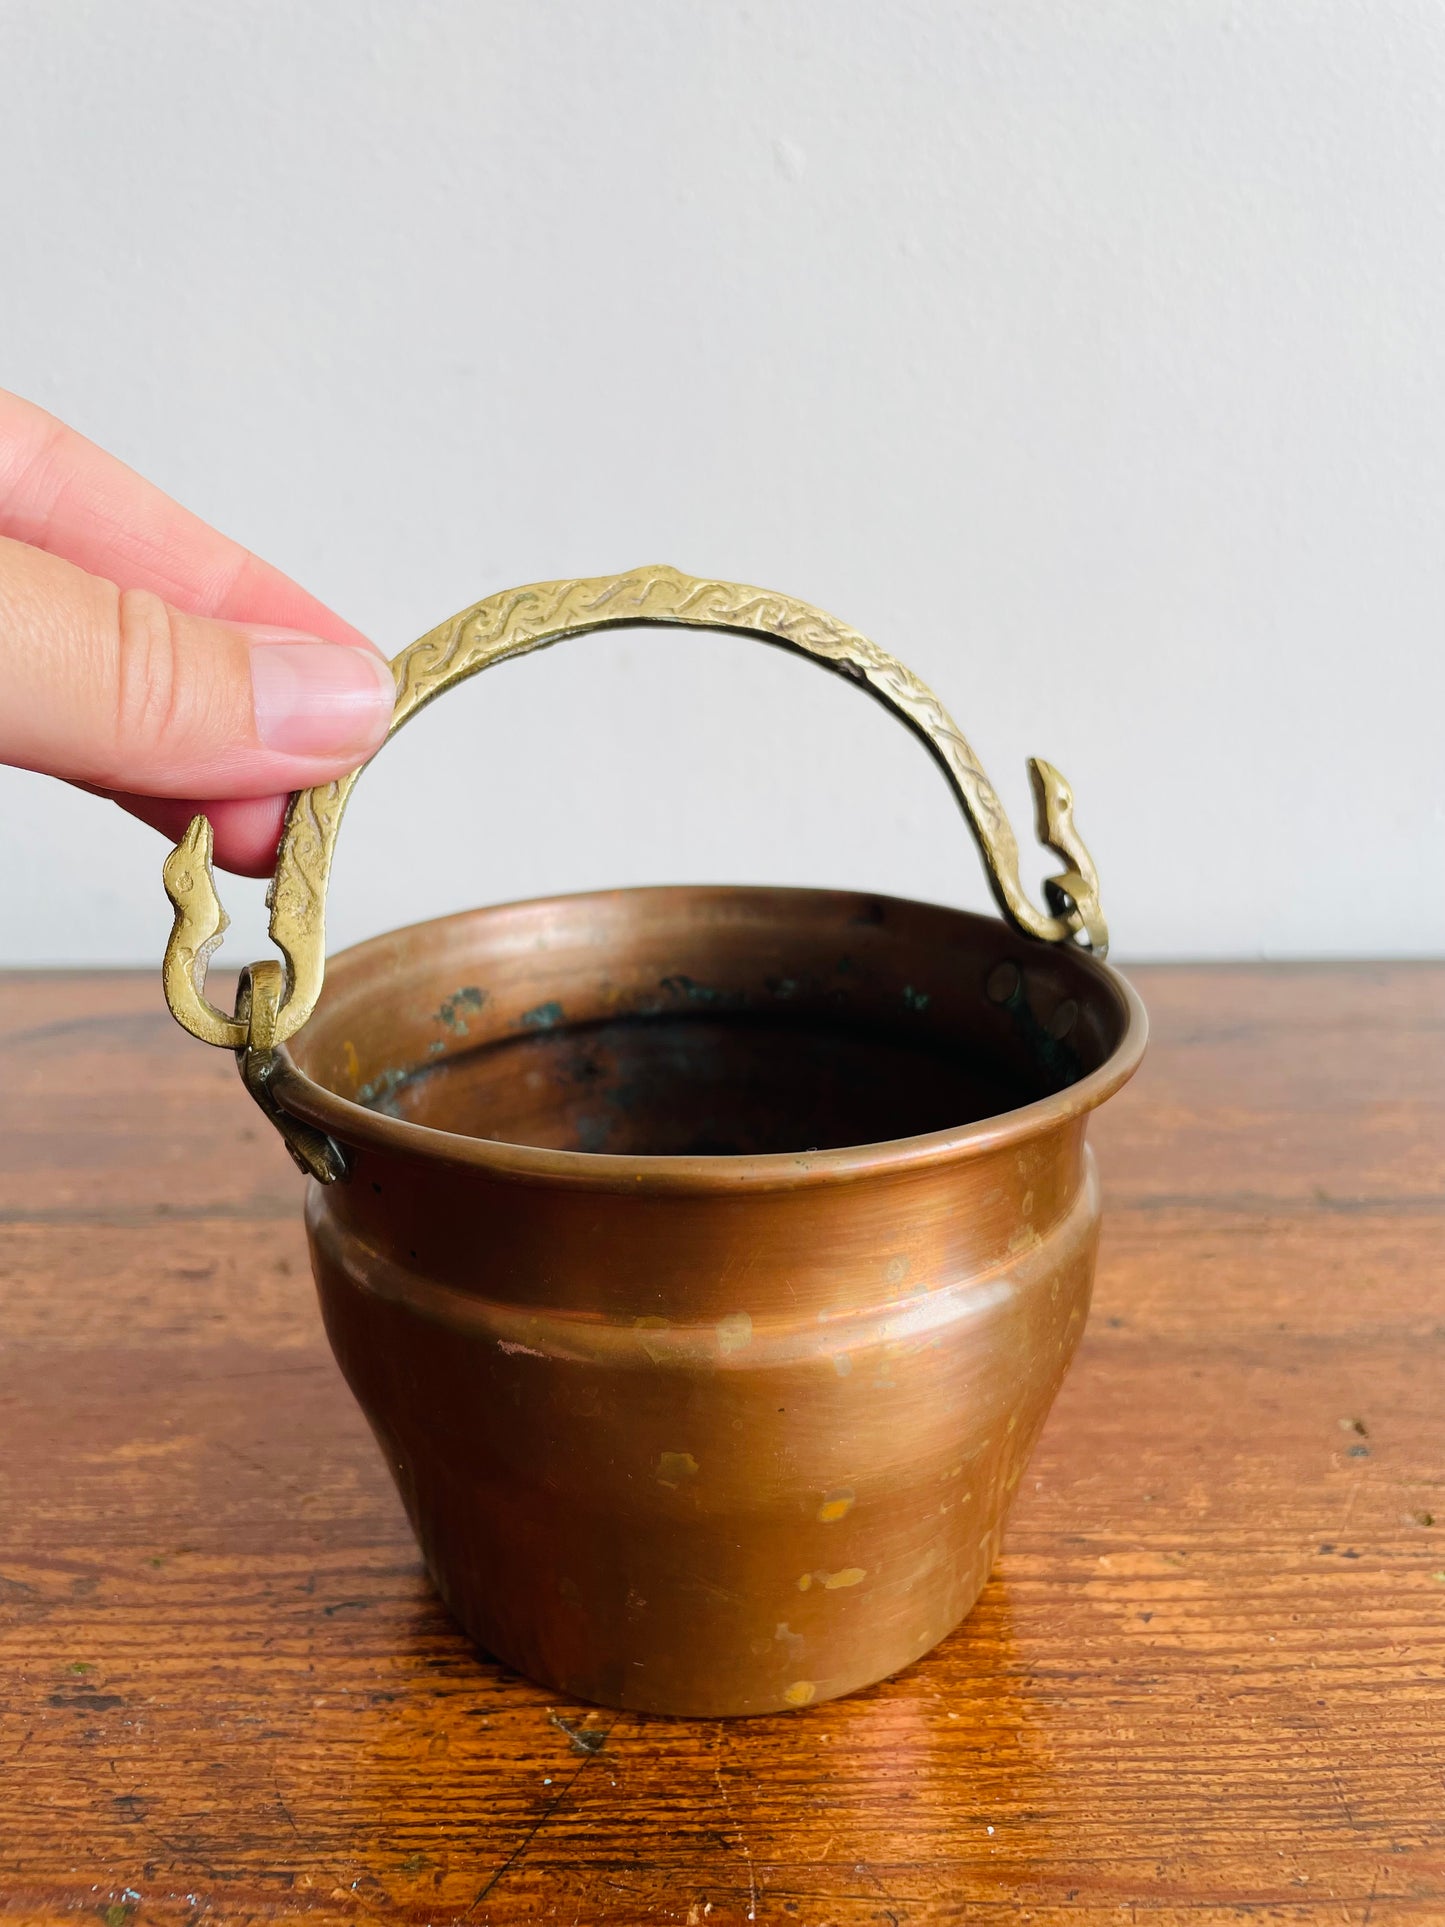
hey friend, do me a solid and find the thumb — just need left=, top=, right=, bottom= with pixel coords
left=0, top=533, right=395, bottom=800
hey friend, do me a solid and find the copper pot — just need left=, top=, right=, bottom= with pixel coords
left=159, top=568, right=1146, bottom=1716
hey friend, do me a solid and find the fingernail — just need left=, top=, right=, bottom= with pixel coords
left=247, top=632, right=395, bottom=757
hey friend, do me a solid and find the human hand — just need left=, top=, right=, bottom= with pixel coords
left=0, top=390, right=395, bottom=876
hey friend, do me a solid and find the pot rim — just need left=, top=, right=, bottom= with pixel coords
left=274, top=885, right=1149, bottom=1194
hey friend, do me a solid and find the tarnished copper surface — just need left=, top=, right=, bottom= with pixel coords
left=273, top=885, right=1146, bottom=1716
left=155, top=571, right=1142, bottom=1714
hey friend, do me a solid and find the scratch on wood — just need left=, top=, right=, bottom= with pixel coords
left=712, top=1728, right=759, bottom=1923
left=466, top=1721, right=614, bottom=1913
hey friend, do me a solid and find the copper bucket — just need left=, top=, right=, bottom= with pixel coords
left=160, top=568, right=1146, bottom=1717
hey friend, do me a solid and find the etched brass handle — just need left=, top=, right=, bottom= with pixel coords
left=163, top=565, right=1108, bottom=1059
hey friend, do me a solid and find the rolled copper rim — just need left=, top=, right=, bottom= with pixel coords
left=274, top=886, right=1149, bottom=1196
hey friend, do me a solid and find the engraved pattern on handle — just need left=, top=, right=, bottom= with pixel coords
left=162, top=565, right=1107, bottom=1051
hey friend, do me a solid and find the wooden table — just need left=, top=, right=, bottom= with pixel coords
left=1, top=964, right=1441, bottom=1925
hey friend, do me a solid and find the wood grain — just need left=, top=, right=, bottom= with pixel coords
left=0, top=963, right=1441, bottom=1925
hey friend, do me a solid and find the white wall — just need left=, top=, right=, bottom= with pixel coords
left=2, top=0, right=1441, bottom=965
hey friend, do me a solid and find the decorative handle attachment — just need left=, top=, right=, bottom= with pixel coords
left=162, top=567, right=1108, bottom=1172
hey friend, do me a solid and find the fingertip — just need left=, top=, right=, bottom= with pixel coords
left=118, top=792, right=290, bottom=877
left=212, top=551, right=380, bottom=658
left=206, top=794, right=292, bottom=876
left=242, top=628, right=396, bottom=759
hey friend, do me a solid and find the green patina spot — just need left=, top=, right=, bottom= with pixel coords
left=355, top=1065, right=411, bottom=1114
left=902, top=984, right=931, bottom=1011
left=436, top=986, right=487, bottom=1036
left=521, top=1000, right=564, bottom=1031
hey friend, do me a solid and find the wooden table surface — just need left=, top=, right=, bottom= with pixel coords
left=1, top=963, right=1441, bottom=1926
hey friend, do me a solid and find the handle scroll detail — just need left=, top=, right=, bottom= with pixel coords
left=162, top=565, right=1108, bottom=1069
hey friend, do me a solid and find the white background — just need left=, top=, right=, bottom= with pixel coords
left=2, top=0, right=1441, bottom=965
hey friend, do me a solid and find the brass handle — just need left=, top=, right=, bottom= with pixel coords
left=163, top=564, right=1108, bottom=1061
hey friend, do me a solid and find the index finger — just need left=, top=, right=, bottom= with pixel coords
left=0, top=388, right=370, bottom=647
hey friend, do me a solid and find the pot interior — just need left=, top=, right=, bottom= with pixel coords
left=370, top=1008, right=1034, bottom=1157
left=286, top=886, right=1134, bottom=1158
